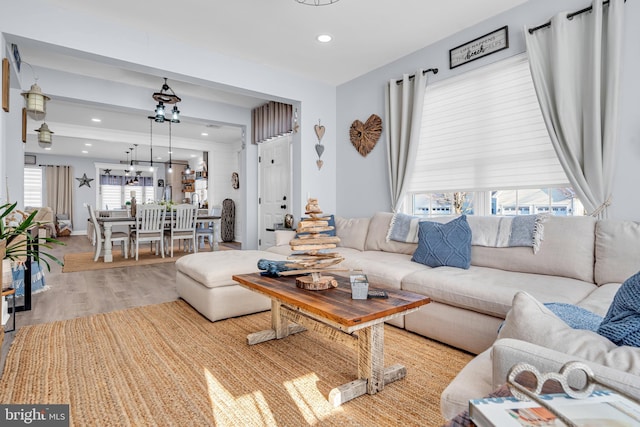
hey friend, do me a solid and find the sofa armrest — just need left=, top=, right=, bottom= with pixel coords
left=491, top=338, right=640, bottom=400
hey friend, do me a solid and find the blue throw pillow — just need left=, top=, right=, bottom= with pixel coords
left=597, top=271, right=640, bottom=347
left=544, top=303, right=603, bottom=332
left=297, top=214, right=336, bottom=237
left=411, top=215, right=471, bottom=269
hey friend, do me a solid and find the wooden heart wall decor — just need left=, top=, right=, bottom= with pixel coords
left=349, top=114, right=382, bottom=157
left=314, top=120, right=325, bottom=170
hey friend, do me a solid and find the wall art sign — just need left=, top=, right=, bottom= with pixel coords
left=449, top=26, right=509, bottom=69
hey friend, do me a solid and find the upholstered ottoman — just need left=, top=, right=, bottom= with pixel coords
left=175, top=250, right=289, bottom=322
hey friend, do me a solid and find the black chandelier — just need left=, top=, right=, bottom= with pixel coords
left=152, top=77, right=181, bottom=123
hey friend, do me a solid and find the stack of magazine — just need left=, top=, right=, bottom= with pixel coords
left=469, top=390, right=640, bottom=426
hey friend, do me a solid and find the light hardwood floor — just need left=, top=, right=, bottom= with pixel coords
left=1, top=235, right=239, bottom=369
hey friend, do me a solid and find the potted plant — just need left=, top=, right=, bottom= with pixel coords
left=0, top=202, right=64, bottom=271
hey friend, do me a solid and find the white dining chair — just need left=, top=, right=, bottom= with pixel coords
left=195, top=206, right=220, bottom=251
left=88, top=205, right=129, bottom=262
left=164, top=204, right=197, bottom=257
left=130, top=204, right=166, bottom=261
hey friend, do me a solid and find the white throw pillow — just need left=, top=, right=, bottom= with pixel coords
left=498, top=291, right=640, bottom=375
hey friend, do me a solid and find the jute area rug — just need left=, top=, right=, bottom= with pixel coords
left=62, top=245, right=230, bottom=273
left=0, top=300, right=472, bottom=426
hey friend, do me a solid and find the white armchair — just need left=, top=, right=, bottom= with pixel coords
left=440, top=291, right=640, bottom=420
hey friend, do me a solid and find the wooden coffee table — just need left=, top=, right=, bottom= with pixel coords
left=232, top=273, right=431, bottom=406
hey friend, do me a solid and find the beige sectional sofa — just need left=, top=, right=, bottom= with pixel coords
left=269, top=212, right=635, bottom=353
left=176, top=211, right=640, bottom=419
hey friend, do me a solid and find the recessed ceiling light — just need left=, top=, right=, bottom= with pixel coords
left=85, top=143, right=92, bottom=147
left=44, top=147, right=51, bottom=151
left=201, top=132, right=208, bottom=136
left=317, top=34, right=332, bottom=43
left=82, top=150, right=88, bottom=154
left=91, top=118, right=101, bottom=122
left=156, top=156, right=163, bottom=160
left=190, top=154, right=197, bottom=158
left=168, top=150, right=173, bottom=154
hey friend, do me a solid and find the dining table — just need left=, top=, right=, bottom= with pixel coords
left=96, top=214, right=221, bottom=262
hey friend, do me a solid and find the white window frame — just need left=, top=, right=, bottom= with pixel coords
left=23, top=167, right=43, bottom=207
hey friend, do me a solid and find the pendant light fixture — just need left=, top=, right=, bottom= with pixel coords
left=35, top=122, right=54, bottom=148
left=20, top=62, right=50, bottom=120
left=168, top=121, right=173, bottom=173
left=124, top=151, right=131, bottom=176
left=153, top=78, right=181, bottom=123
left=133, top=144, right=139, bottom=172
left=22, top=83, right=50, bottom=118
left=149, top=118, right=154, bottom=172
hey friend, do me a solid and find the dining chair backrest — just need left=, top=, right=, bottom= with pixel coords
left=172, top=204, right=197, bottom=232
left=135, top=204, right=165, bottom=233
left=87, top=205, right=102, bottom=243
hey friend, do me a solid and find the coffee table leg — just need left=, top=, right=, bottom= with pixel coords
left=359, top=323, right=385, bottom=394
left=328, top=323, right=407, bottom=406
left=247, top=300, right=306, bottom=345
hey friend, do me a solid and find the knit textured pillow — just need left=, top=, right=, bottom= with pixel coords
left=597, top=271, right=640, bottom=347
left=411, top=215, right=471, bottom=269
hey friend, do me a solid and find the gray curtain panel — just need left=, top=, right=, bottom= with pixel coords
left=525, top=0, right=625, bottom=219
left=45, top=165, right=74, bottom=227
left=385, top=70, right=427, bottom=212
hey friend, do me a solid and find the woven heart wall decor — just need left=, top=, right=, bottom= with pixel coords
left=349, top=114, right=382, bottom=157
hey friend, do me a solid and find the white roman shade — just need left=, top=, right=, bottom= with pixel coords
left=407, top=54, right=569, bottom=193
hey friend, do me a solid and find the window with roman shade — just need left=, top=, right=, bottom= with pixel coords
left=406, top=54, right=569, bottom=194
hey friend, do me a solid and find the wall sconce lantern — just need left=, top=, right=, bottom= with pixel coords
left=35, top=122, right=54, bottom=148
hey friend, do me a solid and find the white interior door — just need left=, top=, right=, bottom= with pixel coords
left=258, top=136, right=291, bottom=250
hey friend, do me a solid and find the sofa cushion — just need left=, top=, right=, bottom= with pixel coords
left=347, top=251, right=428, bottom=290
left=470, top=216, right=596, bottom=283
left=364, top=212, right=418, bottom=255
left=595, top=219, right=640, bottom=286
left=175, top=250, right=287, bottom=289
left=576, top=283, right=621, bottom=317
left=402, top=267, right=595, bottom=318
left=411, top=216, right=471, bottom=269
left=598, top=271, right=640, bottom=347
left=498, top=292, right=640, bottom=375
left=335, top=216, right=370, bottom=251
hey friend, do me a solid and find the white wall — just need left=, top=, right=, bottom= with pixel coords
left=336, top=0, right=640, bottom=220
left=0, top=0, right=337, bottom=248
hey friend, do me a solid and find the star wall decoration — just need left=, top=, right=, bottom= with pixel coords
left=103, top=169, right=112, bottom=175
left=76, top=173, right=94, bottom=188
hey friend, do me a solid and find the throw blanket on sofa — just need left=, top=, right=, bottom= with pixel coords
left=386, top=212, right=547, bottom=253
left=466, top=214, right=548, bottom=254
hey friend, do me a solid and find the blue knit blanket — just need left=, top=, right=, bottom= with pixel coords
left=597, top=271, right=640, bottom=347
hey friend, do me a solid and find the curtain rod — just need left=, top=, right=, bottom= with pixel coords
left=38, top=164, right=70, bottom=167
left=395, top=68, right=438, bottom=85
left=528, top=0, right=624, bottom=34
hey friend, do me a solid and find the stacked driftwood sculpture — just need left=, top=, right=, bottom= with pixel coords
left=283, top=198, right=344, bottom=290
